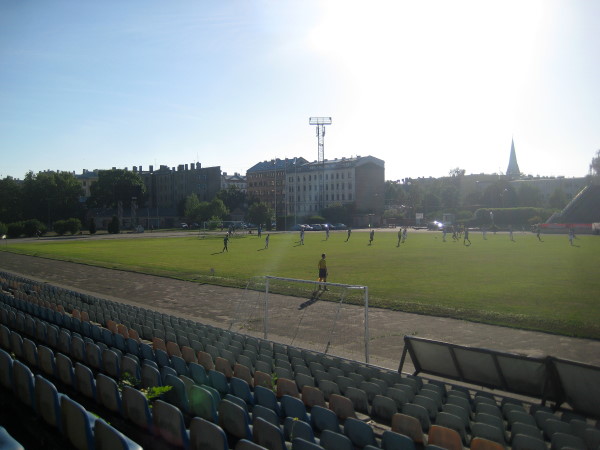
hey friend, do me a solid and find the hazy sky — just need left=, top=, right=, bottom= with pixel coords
left=1, top=0, right=598, bottom=182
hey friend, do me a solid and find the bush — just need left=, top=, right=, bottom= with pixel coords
left=66, top=218, right=81, bottom=235
left=473, top=207, right=555, bottom=227
left=53, top=220, right=68, bottom=235
left=89, top=218, right=96, bottom=235
left=0, top=222, right=7, bottom=237
left=7, top=222, right=24, bottom=238
left=107, top=216, right=120, bottom=234
left=22, top=219, right=46, bottom=237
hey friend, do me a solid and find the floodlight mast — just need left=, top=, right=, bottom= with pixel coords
left=309, top=117, right=332, bottom=210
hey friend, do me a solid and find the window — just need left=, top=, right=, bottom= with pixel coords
left=342, top=194, right=345, bottom=200
left=349, top=193, right=352, bottom=200
left=341, top=173, right=344, bottom=179
left=336, top=173, right=339, bottom=179
left=309, top=175, right=311, bottom=181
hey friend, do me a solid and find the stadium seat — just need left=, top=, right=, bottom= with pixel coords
left=311, top=405, right=341, bottom=433
left=252, top=416, right=287, bottom=450
left=470, top=436, right=507, bottom=450
left=35, top=375, right=64, bottom=432
left=101, top=349, right=121, bottom=378
left=345, top=386, right=370, bottom=415
left=343, top=417, right=378, bottom=448
left=391, top=413, right=427, bottom=446
left=252, top=405, right=280, bottom=427
left=511, top=433, right=547, bottom=450
left=189, top=417, right=228, bottom=450
left=428, top=424, right=463, bottom=450
left=283, top=416, right=316, bottom=443
left=281, top=395, right=310, bottom=423
left=94, top=419, right=143, bottom=450
left=22, top=338, right=39, bottom=368
left=230, top=376, right=254, bottom=406
left=435, top=411, right=469, bottom=444
left=0, top=347, right=14, bottom=389
left=61, top=396, right=97, bottom=450
left=74, top=362, right=97, bottom=400
left=122, top=386, right=154, bottom=433
left=153, top=399, right=190, bottom=448
left=319, top=429, right=353, bottom=450
left=254, top=385, right=282, bottom=417
left=56, top=352, right=76, bottom=389
left=218, top=398, right=253, bottom=442
left=381, top=430, right=416, bottom=450
left=96, top=373, right=123, bottom=416
left=164, top=373, right=190, bottom=414
left=13, top=360, right=36, bottom=411
left=0, top=426, right=25, bottom=450
left=385, top=387, right=409, bottom=409
left=371, top=394, right=398, bottom=423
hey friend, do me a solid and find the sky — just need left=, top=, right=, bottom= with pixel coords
left=1, top=0, right=599, bottom=182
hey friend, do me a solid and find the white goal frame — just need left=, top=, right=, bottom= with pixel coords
left=264, top=276, right=371, bottom=363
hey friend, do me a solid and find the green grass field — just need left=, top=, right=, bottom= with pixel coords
left=3, top=229, right=599, bottom=338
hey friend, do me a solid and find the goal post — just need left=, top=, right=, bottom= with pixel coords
left=262, top=276, right=371, bottom=363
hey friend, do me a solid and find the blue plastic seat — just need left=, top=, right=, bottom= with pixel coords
left=209, top=369, right=230, bottom=397
left=94, top=419, right=143, bottom=450
left=61, top=396, right=97, bottom=450
left=13, top=359, right=36, bottom=411
left=381, top=430, right=416, bottom=450
left=343, top=417, right=377, bottom=448
left=101, top=349, right=121, bottom=378
left=218, top=398, right=253, bottom=441
left=230, top=376, right=254, bottom=406
left=189, top=362, right=208, bottom=385
left=153, top=399, right=190, bottom=448
left=172, top=355, right=190, bottom=377
left=319, top=429, right=353, bottom=450
left=96, top=373, right=123, bottom=416
left=164, top=373, right=190, bottom=414
left=310, top=405, right=341, bottom=433
left=22, top=338, right=39, bottom=368
left=189, top=417, right=228, bottom=450
left=189, top=385, right=219, bottom=422
left=160, top=365, right=178, bottom=385
left=74, top=362, right=97, bottom=400
left=0, top=348, right=14, bottom=389
left=0, top=426, right=24, bottom=450
left=35, top=375, right=64, bottom=432
left=122, top=386, right=153, bottom=433
left=281, top=395, right=310, bottom=423
left=253, top=405, right=280, bottom=427
left=253, top=416, right=287, bottom=450
left=255, top=385, right=282, bottom=417
left=56, top=352, right=76, bottom=389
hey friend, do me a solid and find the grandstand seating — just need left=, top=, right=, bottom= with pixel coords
left=1, top=270, right=600, bottom=450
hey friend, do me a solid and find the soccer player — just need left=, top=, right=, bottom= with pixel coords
left=569, top=227, right=575, bottom=246
left=345, top=228, right=352, bottom=242
left=318, top=253, right=328, bottom=290
left=222, top=235, right=229, bottom=252
left=401, top=227, right=407, bottom=243
left=300, top=228, right=305, bottom=245
left=397, top=228, right=402, bottom=247
left=442, top=227, right=447, bottom=242
left=536, top=224, right=543, bottom=242
left=265, top=234, right=270, bottom=249
left=463, top=226, right=471, bottom=246
left=325, top=226, right=330, bottom=240
left=509, top=225, right=515, bottom=242
left=369, top=229, right=374, bottom=245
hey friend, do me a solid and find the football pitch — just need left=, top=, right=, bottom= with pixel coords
left=3, top=229, right=599, bottom=339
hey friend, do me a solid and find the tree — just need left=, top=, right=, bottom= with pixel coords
left=0, top=176, right=23, bottom=223
left=548, top=187, right=568, bottom=209
left=88, top=218, right=97, bottom=235
left=482, top=181, right=518, bottom=208
left=208, top=198, right=229, bottom=220
left=384, top=181, right=406, bottom=207
left=517, top=184, right=543, bottom=207
left=184, top=194, right=203, bottom=223
left=21, top=171, right=83, bottom=224
left=216, top=186, right=246, bottom=212
left=449, top=167, right=466, bottom=177
left=107, top=216, right=120, bottom=234
left=89, top=169, right=146, bottom=209
left=590, top=149, right=600, bottom=176
left=246, top=202, right=272, bottom=227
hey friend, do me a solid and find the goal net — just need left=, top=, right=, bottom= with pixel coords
left=228, top=276, right=371, bottom=363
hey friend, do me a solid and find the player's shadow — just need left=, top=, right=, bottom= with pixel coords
left=257, top=248, right=268, bottom=251
left=211, top=251, right=223, bottom=255
left=298, top=290, right=323, bottom=309
left=293, top=242, right=303, bottom=247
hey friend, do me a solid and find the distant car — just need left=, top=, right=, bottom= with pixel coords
left=180, top=223, right=189, bottom=229
left=333, top=223, right=347, bottom=230
left=322, top=223, right=334, bottom=230
left=301, top=224, right=313, bottom=231
left=310, top=224, right=322, bottom=231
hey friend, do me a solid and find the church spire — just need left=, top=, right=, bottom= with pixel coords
left=506, top=138, right=521, bottom=177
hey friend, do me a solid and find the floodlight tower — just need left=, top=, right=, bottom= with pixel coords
left=309, top=116, right=332, bottom=211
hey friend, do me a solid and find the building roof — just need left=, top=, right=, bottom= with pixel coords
left=246, top=157, right=309, bottom=173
